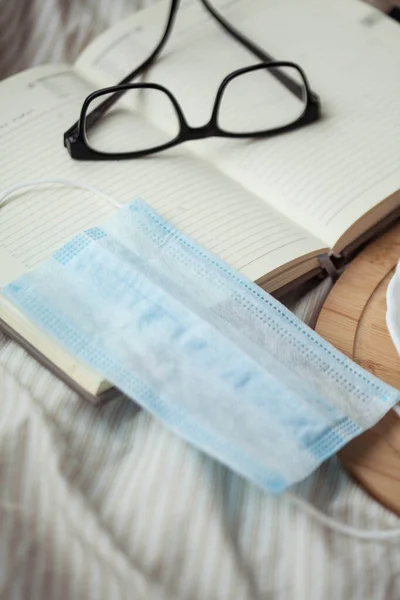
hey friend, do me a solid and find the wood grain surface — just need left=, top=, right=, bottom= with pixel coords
left=316, top=223, right=400, bottom=514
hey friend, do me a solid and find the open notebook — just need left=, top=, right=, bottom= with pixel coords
left=1, top=0, right=400, bottom=401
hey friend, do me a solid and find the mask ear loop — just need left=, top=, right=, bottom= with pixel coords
left=0, top=178, right=123, bottom=209
left=286, top=492, right=400, bottom=541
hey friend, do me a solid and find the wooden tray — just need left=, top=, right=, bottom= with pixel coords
left=316, top=223, right=400, bottom=513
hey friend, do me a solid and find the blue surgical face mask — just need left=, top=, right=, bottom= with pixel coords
left=2, top=183, right=400, bottom=498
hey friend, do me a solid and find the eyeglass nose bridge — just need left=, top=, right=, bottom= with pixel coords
left=180, top=121, right=219, bottom=141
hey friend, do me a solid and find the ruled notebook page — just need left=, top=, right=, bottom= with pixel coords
left=77, top=0, right=400, bottom=249
left=0, top=66, right=322, bottom=288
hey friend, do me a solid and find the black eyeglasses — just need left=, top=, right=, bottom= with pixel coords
left=64, top=0, right=320, bottom=161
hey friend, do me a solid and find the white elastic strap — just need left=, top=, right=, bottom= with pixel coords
left=287, top=492, right=400, bottom=541
left=0, top=178, right=123, bottom=209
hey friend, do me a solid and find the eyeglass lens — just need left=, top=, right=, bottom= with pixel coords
left=218, top=65, right=307, bottom=134
left=84, top=88, right=181, bottom=153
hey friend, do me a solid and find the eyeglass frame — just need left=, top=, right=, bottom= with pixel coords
left=64, top=0, right=321, bottom=161
left=68, top=62, right=317, bottom=160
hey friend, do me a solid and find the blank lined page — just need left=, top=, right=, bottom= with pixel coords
left=77, top=0, right=400, bottom=248
left=0, top=66, right=322, bottom=287
left=206, top=0, right=400, bottom=247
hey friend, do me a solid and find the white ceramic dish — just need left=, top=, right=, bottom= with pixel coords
left=386, top=262, right=400, bottom=356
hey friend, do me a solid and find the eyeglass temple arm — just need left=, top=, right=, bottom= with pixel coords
left=200, top=0, right=319, bottom=104
left=64, top=0, right=319, bottom=146
left=64, top=0, right=181, bottom=144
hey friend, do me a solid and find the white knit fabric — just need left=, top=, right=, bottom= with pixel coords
left=2, top=327, right=400, bottom=600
